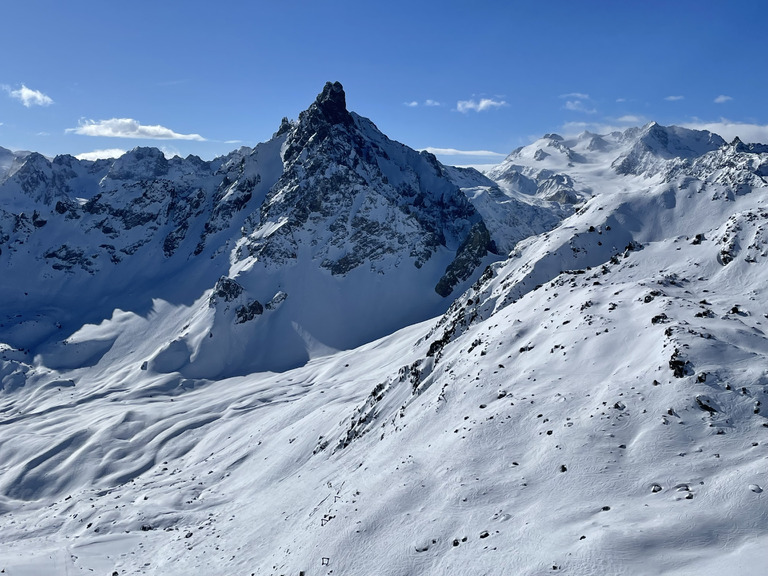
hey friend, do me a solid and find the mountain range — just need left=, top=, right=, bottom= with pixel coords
left=1, top=82, right=767, bottom=575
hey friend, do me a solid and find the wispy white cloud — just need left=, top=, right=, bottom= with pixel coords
left=559, top=92, right=598, bottom=114
left=562, top=117, right=768, bottom=144
left=560, top=92, right=590, bottom=100
left=159, top=145, right=182, bottom=159
left=616, top=98, right=627, bottom=103
left=456, top=98, right=507, bottom=113
left=665, top=95, right=685, bottom=101
left=405, top=99, right=442, bottom=108
left=714, top=95, right=733, bottom=104
left=76, top=146, right=184, bottom=161
left=75, top=148, right=127, bottom=161
left=616, top=115, right=644, bottom=123
left=564, top=100, right=597, bottom=114
left=561, top=119, right=640, bottom=136
left=562, top=121, right=595, bottom=132
left=67, top=118, right=205, bottom=141
left=3, top=84, right=53, bottom=107
left=681, top=119, right=768, bottom=144
left=422, top=147, right=506, bottom=158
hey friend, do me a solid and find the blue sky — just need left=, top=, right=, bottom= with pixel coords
left=1, top=0, right=766, bottom=165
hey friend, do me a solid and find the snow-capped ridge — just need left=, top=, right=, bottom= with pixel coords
left=612, top=122, right=726, bottom=176
left=105, top=147, right=170, bottom=181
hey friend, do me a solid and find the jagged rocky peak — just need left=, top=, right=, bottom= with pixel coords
left=9, top=152, right=60, bottom=204
left=584, top=132, right=610, bottom=152
left=634, top=122, right=726, bottom=158
left=236, top=80, right=495, bottom=299
left=282, top=82, right=354, bottom=161
left=0, top=146, right=15, bottom=175
left=611, top=122, right=727, bottom=176
left=302, top=80, right=353, bottom=129
left=18, top=151, right=51, bottom=171
left=316, top=81, right=351, bottom=124
left=724, top=135, right=768, bottom=155
left=51, top=154, right=82, bottom=171
left=273, top=117, right=295, bottom=138
left=106, top=147, right=169, bottom=180
left=730, top=135, right=749, bottom=153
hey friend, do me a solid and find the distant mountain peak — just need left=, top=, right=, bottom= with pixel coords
left=611, top=122, right=726, bottom=176
left=107, top=146, right=169, bottom=180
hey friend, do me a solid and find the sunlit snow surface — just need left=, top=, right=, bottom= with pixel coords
left=2, top=123, right=768, bottom=574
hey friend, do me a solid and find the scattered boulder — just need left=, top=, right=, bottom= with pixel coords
left=265, top=291, right=288, bottom=310
left=210, top=276, right=243, bottom=305
left=235, top=300, right=264, bottom=324
left=669, top=349, right=692, bottom=378
left=695, top=395, right=718, bottom=414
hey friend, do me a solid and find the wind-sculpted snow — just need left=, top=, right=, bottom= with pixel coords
left=2, top=107, right=768, bottom=574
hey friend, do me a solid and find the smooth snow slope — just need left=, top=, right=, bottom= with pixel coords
left=1, top=122, right=768, bottom=575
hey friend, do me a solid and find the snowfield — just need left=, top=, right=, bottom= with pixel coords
left=1, top=85, right=768, bottom=574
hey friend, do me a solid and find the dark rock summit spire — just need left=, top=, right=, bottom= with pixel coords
left=283, top=81, right=353, bottom=162
left=309, top=81, right=353, bottom=127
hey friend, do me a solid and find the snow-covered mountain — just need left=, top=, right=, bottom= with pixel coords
left=2, top=91, right=768, bottom=575
left=0, top=82, right=560, bottom=375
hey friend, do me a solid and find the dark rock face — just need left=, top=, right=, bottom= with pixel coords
left=239, top=82, right=489, bottom=292
left=108, top=147, right=169, bottom=181
left=669, top=349, right=693, bottom=378
left=235, top=300, right=263, bottom=323
left=314, top=81, right=352, bottom=128
left=265, top=291, right=287, bottom=310
left=435, top=221, right=494, bottom=297
left=283, top=82, right=353, bottom=164
left=43, top=244, right=94, bottom=273
left=210, top=276, right=244, bottom=305
left=695, top=395, right=718, bottom=414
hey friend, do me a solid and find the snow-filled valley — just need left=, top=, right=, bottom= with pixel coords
left=2, top=83, right=768, bottom=575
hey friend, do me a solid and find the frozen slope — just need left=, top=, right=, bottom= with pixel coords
left=1, top=124, right=768, bottom=574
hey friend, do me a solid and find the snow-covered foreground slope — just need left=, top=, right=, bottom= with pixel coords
left=2, top=119, right=768, bottom=574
